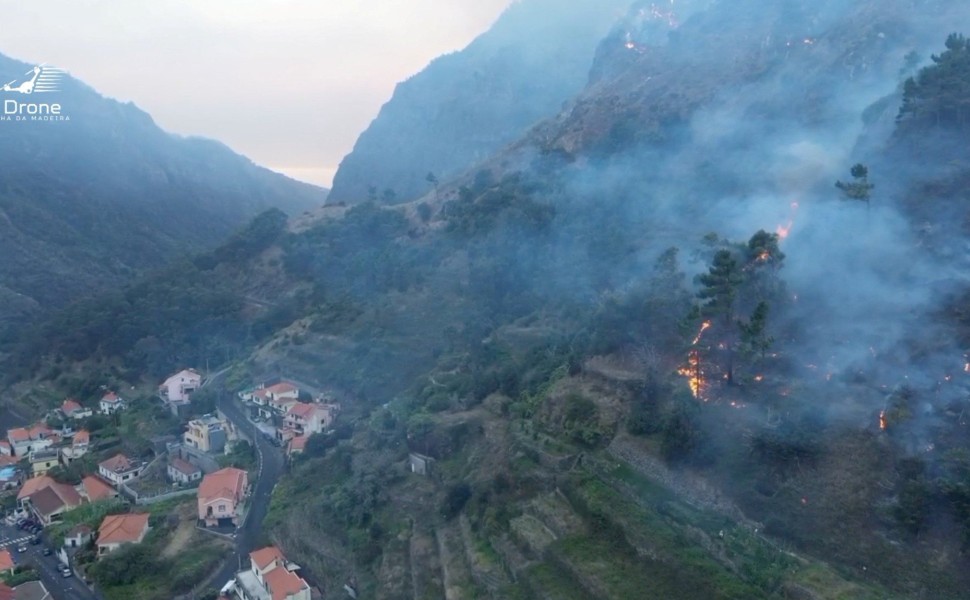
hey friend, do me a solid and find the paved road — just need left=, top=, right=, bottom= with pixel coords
left=210, top=387, right=285, bottom=590
left=0, top=523, right=98, bottom=600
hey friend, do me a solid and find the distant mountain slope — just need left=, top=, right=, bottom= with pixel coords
left=0, top=52, right=325, bottom=341
left=326, top=0, right=630, bottom=204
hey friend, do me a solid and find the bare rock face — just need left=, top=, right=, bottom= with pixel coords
left=326, top=0, right=630, bottom=205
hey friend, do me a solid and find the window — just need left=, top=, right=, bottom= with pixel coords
left=219, top=504, right=226, bottom=512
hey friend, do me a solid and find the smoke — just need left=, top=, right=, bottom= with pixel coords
left=476, top=0, right=970, bottom=434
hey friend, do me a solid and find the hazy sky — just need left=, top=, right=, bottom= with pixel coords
left=0, top=1, right=513, bottom=187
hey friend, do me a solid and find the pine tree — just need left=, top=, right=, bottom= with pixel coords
left=835, top=164, right=874, bottom=210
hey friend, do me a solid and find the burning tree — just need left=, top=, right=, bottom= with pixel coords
left=682, top=231, right=786, bottom=395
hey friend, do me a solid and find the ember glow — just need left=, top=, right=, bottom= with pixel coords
left=679, top=320, right=712, bottom=399
left=692, top=320, right=711, bottom=345
left=879, top=411, right=887, bottom=431
left=775, top=201, right=799, bottom=240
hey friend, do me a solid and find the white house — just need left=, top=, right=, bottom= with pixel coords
left=159, top=369, right=203, bottom=404
left=167, top=457, right=202, bottom=484
left=98, top=454, right=144, bottom=486
left=60, top=399, right=93, bottom=420
left=235, top=546, right=312, bottom=600
left=99, top=392, right=126, bottom=415
left=284, top=402, right=339, bottom=436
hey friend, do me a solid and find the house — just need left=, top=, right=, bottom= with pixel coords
left=0, top=441, right=10, bottom=456
left=60, top=430, right=90, bottom=465
left=96, top=513, right=150, bottom=556
left=0, top=549, right=13, bottom=575
left=159, top=369, right=203, bottom=404
left=64, top=524, right=94, bottom=549
left=168, top=458, right=202, bottom=484
left=409, top=453, right=435, bottom=476
left=275, top=426, right=298, bottom=445
left=184, top=415, right=227, bottom=453
left=98, top=454, right=145, bottom=486
left=269, top=394, right=300, bottom=415
left=99, top=392, right=126, bottom=415
left=287, top=435, right=308, bottom=457
left=234, top=546, right=311, bottom=600
left=7, top=424, right=54, bottom=457
left=60, top=399, right=93, bottom=420
left=248, top=381, right=301, bottom=415
left=28, top=449, right=59, bottom=477
left=283, top=402, right=338, bottom=437
left=16, top=476, right=55, bottom=509
left=197, top=467, right=249, bottom=527
left=17, top=476, right=83, bottom=525
left=80, top=476, right=118, bottom=503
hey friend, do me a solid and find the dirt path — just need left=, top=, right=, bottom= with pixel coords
left=162, top=504, right=198, bottom=558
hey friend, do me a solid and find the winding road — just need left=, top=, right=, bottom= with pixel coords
left=208, top=381, right=285, bottom=591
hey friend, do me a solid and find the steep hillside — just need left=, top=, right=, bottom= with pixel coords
left=326, top=0, right=631, bottom=204
left=12, top=2, right=970, bottom=599
left=0, top=52, right=325, bottom=343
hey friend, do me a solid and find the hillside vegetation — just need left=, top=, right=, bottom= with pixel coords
left=8, top=2, right=970, bottom=599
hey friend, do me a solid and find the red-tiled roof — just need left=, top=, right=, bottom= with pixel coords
left=286, top=403, right=316, bottom=419
left=264, top=566, right=309, bottom=600
left=62, top=399, right=83, bottom=413
left=0, top=581, right=11, bottom=600
left=97, top=513, right=149, bottom=546
left=82, top=476, right=116, bottom=502
left=17, top=475, right=55, bottom=501
left=29, top=482, right=82, bottom=516
left=288, top=436, right=308, bottom=453
left=0, top=549, right=13, bottom=573
left=101, top=392, right=122, bottom=403
left=6, top=428, right=28, bottom=443
left=250, top=546, right=285, bottom=570
left=73, top=430, right=90, bottom=446
left=169, top=458, right=200, bottom=476
left=28, top=423, right=52, bottom=439
left=99, top=454, right=138, bottom=474
left=198, top=467, right=247, bottom=504
left=265, top=382, right=298, bottom=396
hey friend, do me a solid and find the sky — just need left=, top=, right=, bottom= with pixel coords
left=0, top=0, right=513, bottom=188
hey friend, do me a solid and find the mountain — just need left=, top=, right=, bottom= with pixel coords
left=0, top=52, right=325, bottom=343
left=11, top=2, right=970, bottom=599
left=325, top=0, right=631, bottom=205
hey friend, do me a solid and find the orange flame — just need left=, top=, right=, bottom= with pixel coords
left=692, top=321, right=712, bottom=345
left=776, top=201, right=799, bottom=240
left=677, top=350, right=704, bottom=399
left=879, top=411, right=887, bottom=431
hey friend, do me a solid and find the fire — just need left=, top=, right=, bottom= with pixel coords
left=679, top=320, right=712, bottom=399
left=754, top=375, right=764, bottom=382
left=775, top=201, right=799, bottom=240
left=677, top=350, right=705, bottom=399
left=692, top=321, right=711, bottom=345
left=964, top=362, right=970, bottom=373
left=879, top=410, right=887, bottom=431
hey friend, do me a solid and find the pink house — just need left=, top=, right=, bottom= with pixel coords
left=197, top=467, right=249, bottom=527
left=159, top=369, right=203, bottom=404
left=284, top=402, right=338, bottom=436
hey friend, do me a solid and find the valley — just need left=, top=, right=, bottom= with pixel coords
left=4, top=1, right=970, bottom=599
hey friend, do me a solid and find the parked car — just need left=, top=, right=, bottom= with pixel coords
left=41, top=547, right=52, bottom=556
left=61, top=567, right=72, bottom=578
left=16, top=545, right=26, bottom=553
left=30, top=536, right=40, bottom=545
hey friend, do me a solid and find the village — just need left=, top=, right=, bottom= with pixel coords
left=0, top=369, right=341, bottom=600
